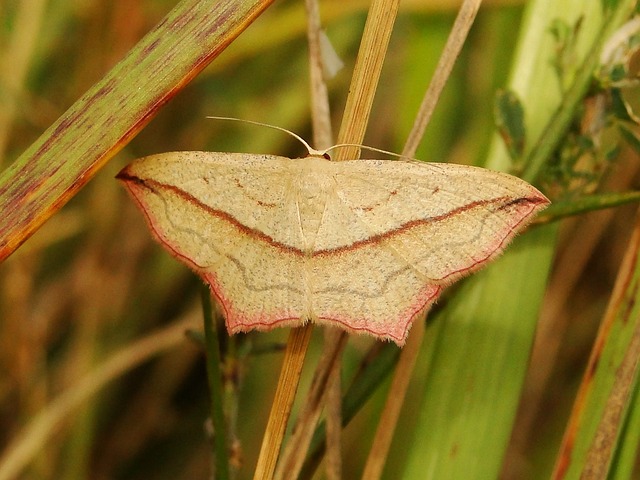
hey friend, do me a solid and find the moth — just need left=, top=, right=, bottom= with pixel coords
left=117, top=122, right=548, bottom=346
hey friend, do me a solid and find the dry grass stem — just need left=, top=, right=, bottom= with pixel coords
left=402, top=0, right=483, bottom=158
left=324, top=336, right=343, bottom=480
left=274, top=330, right=347, bottom=479
left=304, top=2, right=344, bottom=477
left=335, top=0, right=400, bottom=158
left=253, top=325, right=313, bottom=480
left=256, top=1, right=336, bottom=477
left=361, top=317, right=426, bottom=479
left=268, top=0, right=400, bottom=474
left=305, top=0, right=334, bottom=149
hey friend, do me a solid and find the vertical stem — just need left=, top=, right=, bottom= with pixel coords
left=256, top=0, right=401, bottom=475
left=304, top=0, right=343, bottom=477
left=253, top=325, right=313, bottom=480
left=361, top=318, right=425, bottom=479
left=201, top=286, right=230, bottom=480
left=324, top=336, right=343, bottom=480
left=402, top=0, right=483, bottom=158
left=361, top=2, right=484, bottom=477
left=274, top=330, right=347, bottom=479
left=305, top=0, right=333, bottom=149
left=335, top=0, right=401, bottom=157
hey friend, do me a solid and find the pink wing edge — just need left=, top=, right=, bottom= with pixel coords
left=435, top=194, right=549, bottom=286
left=212, top=275, right=443, bottom=347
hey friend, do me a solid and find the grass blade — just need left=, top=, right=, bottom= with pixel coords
left=552, top=211, right=640, bottom=479
left=402, top=225, right=556, bottom=479
left=0, top=0, right=274, bottom=261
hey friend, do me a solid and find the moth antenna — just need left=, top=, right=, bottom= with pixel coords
left=206, top=116, right=324, bottom=157
left=325, top=143, right=415, bottom=161
left=207, top=117, right=415, bottom=161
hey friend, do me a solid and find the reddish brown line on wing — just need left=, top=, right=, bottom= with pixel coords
left=118, top=171, right=545, bottom=257
left=320, top=194, right=547, bottom=257
left=117, top=171, right=302, bottom=256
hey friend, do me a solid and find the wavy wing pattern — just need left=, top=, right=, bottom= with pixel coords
left=118, top=152, right=548, bottom=345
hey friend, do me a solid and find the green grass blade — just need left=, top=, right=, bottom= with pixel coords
left=536, top=191, right=640, bottom=224
left=402, top=225, right=557, bottom=479
left=0, top=0, right=273, bottom=261
left=399, top=0, right=636, bottom=477
left=553, top=217, right=640, bottom=479
left=609, top=380, right=640, bottom=480
left=201, top=285, right=230, bottom=480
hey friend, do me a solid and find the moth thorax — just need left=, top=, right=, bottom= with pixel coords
left=296, top=173, right=332, bottom=251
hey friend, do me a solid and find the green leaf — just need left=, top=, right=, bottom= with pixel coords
left=619, top=125, right=640, bottom=154
left=553, top=219, right=640, bottom=479
left=494, top=89, right=526, bottom=163
left=610, top=88, right=639, bottom=123
left=401, top=225, right=557, bottom=479
left=536, top=190, right=640, bottom=223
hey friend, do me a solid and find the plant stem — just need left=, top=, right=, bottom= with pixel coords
left=298, top=344, right=401, bottom=479
left=335, top=0, right=400, bottom=160
left=253, top=325, right=313, bottom=480
left=402, top=0, right=483, bottom=158
left=201, top=286, right=230, bottom=480
left=361, top=318, right=425, bottom=480
left=522, top=0, right=638, bottom=183
left=274, top=330, right=347, bottom=479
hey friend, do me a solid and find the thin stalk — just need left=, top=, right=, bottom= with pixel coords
left=253, top=325, right=313, bottom=480
left=298, top=344, right=401, bottom=480
left=335, top=0, right=401, bottom=160
left=298, top=0, right=401, bottom=476
left=305, top=0, right=333, bottom=150
left=324, top=337, right=343, bottom=480
left=402, top=0, right=483, bottom=158
left=305, top=1, right=342, bottom=477
left=361, top=1, right=483, bottom=476
left=361, top=317, right=425, bottom=479
left=252, top=0, right=334, bottom=474
left=255, top=0, right=400, bottom=476
left=274, top=330, right=347, bottom=479
left=254, top=0, right=399, bottom=474
left=201, top=286, right=230, bottom=480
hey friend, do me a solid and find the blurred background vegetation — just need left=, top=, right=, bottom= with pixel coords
left=0, top=0, right=639, bottom=479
